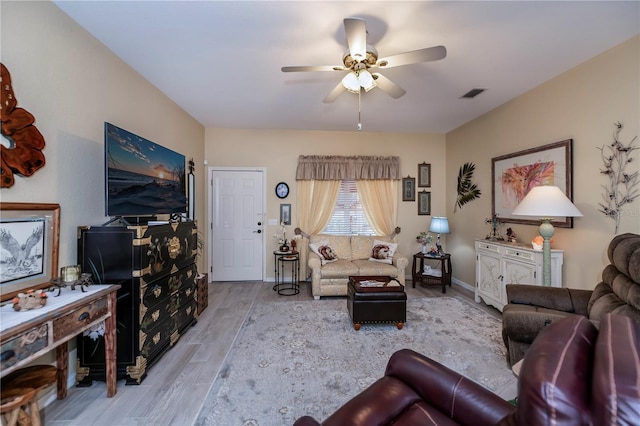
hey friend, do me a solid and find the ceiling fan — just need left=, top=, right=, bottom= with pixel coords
left=281, top=17, right=447, bottom=103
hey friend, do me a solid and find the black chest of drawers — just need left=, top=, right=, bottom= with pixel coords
left=76, top=221, right=198, bottom=385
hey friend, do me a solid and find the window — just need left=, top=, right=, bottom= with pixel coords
left=323, top=180, right=375, bottom=235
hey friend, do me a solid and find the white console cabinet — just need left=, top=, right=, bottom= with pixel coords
left=475, top=239, right=563, bottom=312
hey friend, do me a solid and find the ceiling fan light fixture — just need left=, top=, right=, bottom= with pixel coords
left=358, top=70, right=376, bottom=92
left=342, top=72, right=361, bottom=94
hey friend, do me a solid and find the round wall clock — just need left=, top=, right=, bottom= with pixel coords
left=275, top=182, right=289, bottom=199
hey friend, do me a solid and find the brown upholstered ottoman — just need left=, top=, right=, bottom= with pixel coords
left=347, top=276, right=407, bottom=330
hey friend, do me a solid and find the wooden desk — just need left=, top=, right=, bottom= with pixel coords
left=0, top=285, right=120, bottom=398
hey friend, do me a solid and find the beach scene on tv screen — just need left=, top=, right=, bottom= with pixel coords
left=106, top=123, right=186, bottom=216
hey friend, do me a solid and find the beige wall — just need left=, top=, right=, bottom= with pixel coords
left=446, top=35, right=640, bottom=290
left=1, top=1, right=206, bottom=269
left=1, top=0, right=204, bottom=390
left=205, top=128, right=446, bottom=279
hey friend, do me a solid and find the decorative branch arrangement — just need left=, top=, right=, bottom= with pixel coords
left=454, top=162, right=481, bottom=212
left=597, top=122, right=639, bottom=233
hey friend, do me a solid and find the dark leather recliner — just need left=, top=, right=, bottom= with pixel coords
left=502, top=232, right=640, bottom=366
left=293, top=313, right=640, bottom=426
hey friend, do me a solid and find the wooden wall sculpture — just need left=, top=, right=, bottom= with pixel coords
left=0, top=63, right=46, bottom=188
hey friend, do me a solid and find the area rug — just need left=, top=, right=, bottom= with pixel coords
left=196, top=297, right=515, bottom=426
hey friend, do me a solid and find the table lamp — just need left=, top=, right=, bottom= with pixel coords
left=511, top=185, right=582, bottom=286
left=429, top=217, right=450, bottom=255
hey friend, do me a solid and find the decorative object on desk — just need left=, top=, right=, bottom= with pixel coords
left=61, top=264, right=81, bottom=282
left=11, top=288, right=48, bottom=311
left=418, top=162, right=431, bottom=187
left=274, top=221, right=289, bottom=251
left=492, top=139, right=573, bottom=227
left=417, top=190, right=431, bottom=215
left=279, top=203, right=291, bottom=225
left=0, top=203, right=60, bottom=302
left=531, top=235, right=543, bottom=251
left=0, top=63, right=47, bottom=188
left=290, top=234, right=301, bottom=253
left=506, top=228, right=517, bottom=243
left=597, top=122, right=638, bottom=233
left=454, top=162, right=481, bottom=212
left=512, top=185, right=582, bottom=286
left=402, top=176, right=415, bottom=201
left=485, top=213, right=505, bottom=241
left=429, top=217, right=450, bottom=255
left=49, top=273, right=93, bottom=296
left=416, top=231, right=433, bottom=254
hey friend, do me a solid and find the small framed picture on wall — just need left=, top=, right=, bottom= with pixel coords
left=402, top=177, right=415, bottom=201
left=418, top=163, right=431, bottom=187
left=417, top=191, right=431, bottom=215
left=280, top=204, right=291, bottom=225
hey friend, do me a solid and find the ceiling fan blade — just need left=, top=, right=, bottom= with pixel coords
left=281, top=65, right=345, bottom=72
left=344, top=17, right=367, bottom=61
left=377, top=45, right=447, bottom=69
left=323, top=81, right=346, bottom=103
left=371, top=73, right=406, bottom=99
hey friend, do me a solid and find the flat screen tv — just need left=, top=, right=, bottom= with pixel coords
left=105, top=122, right=186, bottom=218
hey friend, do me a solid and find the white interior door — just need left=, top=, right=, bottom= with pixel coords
left=210, top=168, right=264, bottom=281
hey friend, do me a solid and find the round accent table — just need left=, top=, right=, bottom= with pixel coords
left=274, top=251, right=300, bottom=296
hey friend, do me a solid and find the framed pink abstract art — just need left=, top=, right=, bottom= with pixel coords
left=492, top=139, right=574, bottom=228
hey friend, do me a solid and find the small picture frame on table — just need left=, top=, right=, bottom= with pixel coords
left=418, top=191, right=431, bottom=215
left=402, top=177, right=415, bottom=201
left=0, top=202, right=60, bottom=302
left=280, top=204, right=291, bottom=225
left=418, top=163, right=431, bottom=187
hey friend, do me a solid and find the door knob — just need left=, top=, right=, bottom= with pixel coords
left=253, top=229, right=262, bottom=234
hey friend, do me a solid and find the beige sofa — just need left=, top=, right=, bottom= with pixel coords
left=308, top=234, right=409, bottom=300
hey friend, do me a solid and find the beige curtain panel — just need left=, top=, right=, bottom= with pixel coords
left=296, top=155, right=401, bottom=180
left=356, top=180, right=398, bottom=236
left=296, top=180, right=341, bottom=278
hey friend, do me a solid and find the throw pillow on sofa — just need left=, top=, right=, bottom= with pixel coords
left=309, top=240, right=339, bottom=265
left=369, top=240, right=398, bottom=264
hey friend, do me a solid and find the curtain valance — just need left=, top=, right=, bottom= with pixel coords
left=296, top=155, right=400, bottom=180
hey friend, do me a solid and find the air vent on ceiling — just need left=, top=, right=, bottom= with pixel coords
left=460, top=88, right=486, bottom=99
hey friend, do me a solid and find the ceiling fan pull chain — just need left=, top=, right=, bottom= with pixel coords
left=357, top=89, right=362, bottom=131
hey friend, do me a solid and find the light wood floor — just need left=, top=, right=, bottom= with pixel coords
left=44, top=280, right=505, bottom=425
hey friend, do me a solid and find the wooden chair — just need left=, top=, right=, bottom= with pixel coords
left=1, top=365, right=57, bottom=426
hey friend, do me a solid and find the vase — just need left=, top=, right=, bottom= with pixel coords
left=421, top=245, right=428, bottom=254
left=279, top=244, right=289, bottom=252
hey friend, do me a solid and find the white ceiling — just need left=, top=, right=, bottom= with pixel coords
left=53, top=1, right=639, bottom=134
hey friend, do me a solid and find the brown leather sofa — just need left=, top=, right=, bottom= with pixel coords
left=293, top=313, right=640, bottom=426
left=502, top=232, right=640, bottom=366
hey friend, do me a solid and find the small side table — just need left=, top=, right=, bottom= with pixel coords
left=412, top=252, right=452, bottom=293
left=273, top=250, right=295, bottom=291
left=276, top=252, right=300, bottom=296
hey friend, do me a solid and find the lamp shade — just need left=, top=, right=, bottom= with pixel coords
left=429, top=217, right=450, bottom=234
left=358, top=70, right=376, bottom=92
left=341, top=72, right=360, bottom=94
left=511, top=186, right=582, bottom=218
